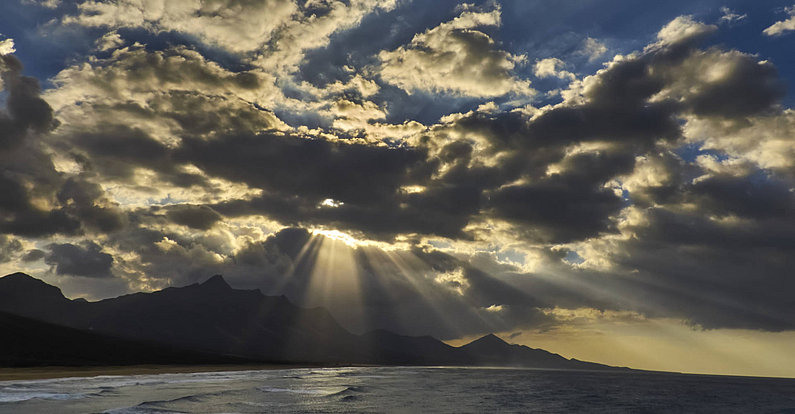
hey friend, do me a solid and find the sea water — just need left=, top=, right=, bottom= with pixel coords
left=0, top=367, right=794, bottom=413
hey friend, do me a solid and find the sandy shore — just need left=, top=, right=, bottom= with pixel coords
left=0, top=364, right=333, bottom=382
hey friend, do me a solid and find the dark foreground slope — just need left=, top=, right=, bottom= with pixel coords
left=0, top=311, right=262, bottom=367
left=0, top=272, right=625, bottom=371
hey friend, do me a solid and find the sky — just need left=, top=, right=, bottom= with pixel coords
left=1, top=0, right=795, bottom=378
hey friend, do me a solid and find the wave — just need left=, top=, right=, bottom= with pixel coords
left=256, top=385, right=352, bottom=396
left=101, top=407, right=187, bottom=414
left=0, top=391, right=86, bottom=403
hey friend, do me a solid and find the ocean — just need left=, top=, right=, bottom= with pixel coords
left=1, top=367, right=794, bottom=413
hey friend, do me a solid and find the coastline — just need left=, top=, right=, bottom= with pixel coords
left=0, top=364, right=337, bottom=382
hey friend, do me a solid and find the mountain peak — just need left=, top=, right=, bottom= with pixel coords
left=1, top=272, right=36, bottom=282
left=462, top=333, right=510, bottom=350
left=0, top=272, right=64, bottom=297
left=201, top=274, right=231, bottom=290
left=477, top=333, right=507, bottom=344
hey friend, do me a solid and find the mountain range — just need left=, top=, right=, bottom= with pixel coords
left=0, top=272, right=627, bottom=371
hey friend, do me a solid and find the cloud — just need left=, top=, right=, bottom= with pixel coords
left=62, top=0, right=298, bottom=52
left=686, top=110, right=795, bottom=173
left=718, top=7, right=746, bottom=24
left=45, top=242, right=114, bottom=278
left=0, top=54, right=59, bottom=151
left=94, top=31, right=125, bottom=52
left=57, top=177, right=128, bottom=233
left=653, top=15, right=717, bottom=48
left=533, top=58, right=575, bottom=81
left=3, top=8, right=795, bottom=342
left=653, top=50, right=785, bottom=120
left=576, top=37, right=607, bottom=62
left=252, top=0, right=398, bottom=74
left=21, top=249, right=46, bottom=262
left=377, top=6, right=534, bottom=98
left=0, top=38, right=15, bottom=55
left=47, top=45, right=270, bottom=109
left=40, top=45, right=286, bottom=206
left=0, top=56, right=81, bottom=237
left=0, top=236, right=23, bottom=263
left=59, top=0, right=397, bottom=80
left=21, top=0, right=61, bottom=8
left=165, top=204, right=223, bottom=230
left=487, top=152, right=631, bottom=243
left=604, top=207, right=795, bottom=331
left=763, top=5, right=795, bottom=36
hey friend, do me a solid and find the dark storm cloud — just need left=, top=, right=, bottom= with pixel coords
left=184, top=133, right=484, bottom=240
left=165, top=204, right=223, bottom=230
left=177, top=133, right=429, bottom=204
left=606, top=208, right=795, bottom=331
left=68, top=124, right=207, bottom=189
left=213, top=184, right=477, bottom=241
left=0, top=235, right=23, bottom=263
left=21, top=249, right=46, bottom=262
left=0, top=147, right=125, bottom=238
left=58, top=177, right=128, bottom=233
left=0, top=55, right=131, bottom=238
left=685, top=54, right=785, bottom=119
left=565, top=153, right=795, bottom=331
left=488, top=178, right=623, bottom=243
left=0, top=54, right=59, bottom=151
left=0, top=130, right=80, bottom=238
left=45, top=242, right=114, bottom=278
left=687, top=174, right=795, bottom=220
left=487, top=150, right=634, bottom=243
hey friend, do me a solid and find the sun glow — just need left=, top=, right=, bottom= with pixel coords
left=320, top=198, right=344, bottom=208
left=310, top=229, right=365, bottom=248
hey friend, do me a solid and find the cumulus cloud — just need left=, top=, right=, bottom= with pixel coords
left=685, top=111, right=795, bottom=173
left=533, top=58, right=575, bottom=80
left=60, top=0, right=397, bottom=78
left=63, top=0, right=298, bottom=52
left=377, top=6, right=534, bottom=98
left=653, top=15, right=717, bottom=47
left=253, top=0, right=397, bottom=74
left=763, top=5, right=795, bottom=36
left=0, top=38, right=15, bottom=55
left=94, top=31, right=125, bottom=52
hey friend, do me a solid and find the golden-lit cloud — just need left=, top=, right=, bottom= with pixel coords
left=377, top=6, right=534, bottom=98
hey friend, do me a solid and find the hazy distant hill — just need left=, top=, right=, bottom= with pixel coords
left=0, top=272, right=626, bottom=370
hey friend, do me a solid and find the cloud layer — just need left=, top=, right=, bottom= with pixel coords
left=1, top=2, right=795, bottom=344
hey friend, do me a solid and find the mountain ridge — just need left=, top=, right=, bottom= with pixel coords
left=0, top=272, right=628, bottom=371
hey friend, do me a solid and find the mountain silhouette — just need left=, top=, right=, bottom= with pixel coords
left=0, top=272, right=627, bottom=370
left=0, top=311, right=260, bottom=367
left=459, top=333, right=613, bottom=370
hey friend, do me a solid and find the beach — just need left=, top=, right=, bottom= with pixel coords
left=0, top=364, right=328, bottom=382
